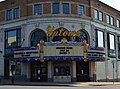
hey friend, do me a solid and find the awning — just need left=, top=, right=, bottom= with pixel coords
left=15, top=56, right=106, bottom=62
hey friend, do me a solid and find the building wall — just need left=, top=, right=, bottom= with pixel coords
left=0, top=0, right=120, bottom=81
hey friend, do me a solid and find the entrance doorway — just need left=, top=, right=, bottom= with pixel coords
left=31, top=61, right=47, bottom=81
left=76, top=61, right=89, bottom=82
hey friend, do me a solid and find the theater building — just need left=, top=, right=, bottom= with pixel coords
left=0, top=0, right=120, bottom=82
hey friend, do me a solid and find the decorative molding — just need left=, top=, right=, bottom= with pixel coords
left=59, top=21, right=64, bottom=27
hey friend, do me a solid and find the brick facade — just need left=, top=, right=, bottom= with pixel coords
left=0, top=0, right=120, bottom=28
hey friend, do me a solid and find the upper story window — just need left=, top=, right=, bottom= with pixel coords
left=99, top=11, right=103, bottom=21
left=106, top=15, right=114, bottom=26
left=5, top=29, right=21, bottom=48
left=13, top=8, right=19, bottom=19
left=96, top=30, right=104, bottom=47
left=63, top=3, right=70, bottom=14
left=107, top=33, right=115, bottom=50
left=52, top=3, right=60, bottom=14
left=117, top=20, right=120, bottom=28
left=6, top=7, right=20, bottom=20
left=94, top=9, right=103, bottom=21
left=6, top=9, right=12, bottom=20
left=78, top=5, right=85, bottom=16
left=34, top=4, right=42, bottom=15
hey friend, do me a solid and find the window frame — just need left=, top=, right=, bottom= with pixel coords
left=34, top=3, right=43, bottom=15
left=5, top=29, right=21, bottom=49
left=62, top=3, right=70, bottom=14
left=94, top=9, right=99, bottom=20
left=13, top=7, right=20, bottom=19
left=96, top=30, right=105, bottom=48
left=106, top=15, right=114, bottom=25
left=117, top=19, right=120, bottom=28
left=98, top=11, right=103, bottom=21
left=6, top=9, right=12, bottom=20
left=78, top=4, right=85, bottom=16
left=52, top=3, right=60, bottom=14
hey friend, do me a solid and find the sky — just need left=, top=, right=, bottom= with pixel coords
left=0, top=0, right=120, bottom=11
left=100, top=0, right=120, bottom=11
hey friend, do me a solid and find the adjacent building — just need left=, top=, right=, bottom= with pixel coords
left=0, top=0, right=120, bottom=82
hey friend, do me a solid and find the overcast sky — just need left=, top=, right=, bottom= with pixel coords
left=0, top=0, right=120, bottom=11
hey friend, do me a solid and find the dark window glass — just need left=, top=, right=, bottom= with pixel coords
left=52, top=3, right=60, bottom=14
left=78, top=5, right=85, bottom=16
left=6, top=9, right=12, bottom=20
left=30, top=29, right=46, bottom=47
left=5, top=29, right=21, bottom=48
left=75, top=30, right=88, bottom=44
left=63, top=3, right=69, bottom=14
left=13, top=8, right=19, bottom=19
left=34, top=4, right=42, bottom=15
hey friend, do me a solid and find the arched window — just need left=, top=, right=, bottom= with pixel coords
left=30, top=29, right=46, bottom=47
left=75, top=30, right=89, bottom=44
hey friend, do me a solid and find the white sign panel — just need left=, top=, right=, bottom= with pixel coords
left=44, top=46, right=83, bottom=56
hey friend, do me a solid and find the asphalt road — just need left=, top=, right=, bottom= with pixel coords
left=0, top=85, right=120, bottom=89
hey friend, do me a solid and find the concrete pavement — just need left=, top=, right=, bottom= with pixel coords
left=0, top=79, right=120, bottom=87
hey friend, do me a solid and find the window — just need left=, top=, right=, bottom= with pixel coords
left=52, top=3, right=60, bottom=14
left=6, top=9, right=12, bottom=20
left=30, top=29, right=46, bottom=47
left=54, top=66, right=70, bottom=76
left=106, top=15, right=114, bottom=25
left=13, top=8, right=19, bottom=19
left=94, top=9, right=103, bottom=21
left=110, top=16, right=114, bottom=25
left=5, top=29, right=21, bottom=48
left=78, top=5, right=85, bottom=16
left=6, top=8, right=20, bottom=20
left=107, top=33, right=116, bottom=57
left=117, top=20, right=120, bottom=28
left=34, top=4, right=42, bottom=15
left=97, top=30, right=104, bottom=47
left=75, top=30, right=88, bottom=44
left=109, top=34, right=115, bottom=50
left=94, top=9, right=98, bottom=20
left=107, top=15, right=110, bottom=24
left=63, top=3, right=69, bottom=14
left=99, top=11, right=103, bottom=21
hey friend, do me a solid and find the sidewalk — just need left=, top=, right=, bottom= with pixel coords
left=1, top=79, right=120, bottom=86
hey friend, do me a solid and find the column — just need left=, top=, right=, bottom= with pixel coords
left=104, top=29, right=109, bottom=81
left=48, top=61, right=52, bottom=82
left=26, top=62, right=30, bottom=79
left=72, top=61, right=76, bottom=82
left=115, top=33, right=119, bottom=81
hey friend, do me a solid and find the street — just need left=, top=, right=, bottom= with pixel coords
left=0, top=85, right=120, bottom=89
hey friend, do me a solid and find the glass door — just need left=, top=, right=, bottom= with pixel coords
left=31, top=62, right=47, bottom=82
left=76, top=61, right=89, bottom=82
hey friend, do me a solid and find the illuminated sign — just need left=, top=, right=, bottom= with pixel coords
left=14, top=49, right=40, bottom=59
left=47, top=26, right=80, bottom=38
left=44, top=45, right=83, bottom=56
